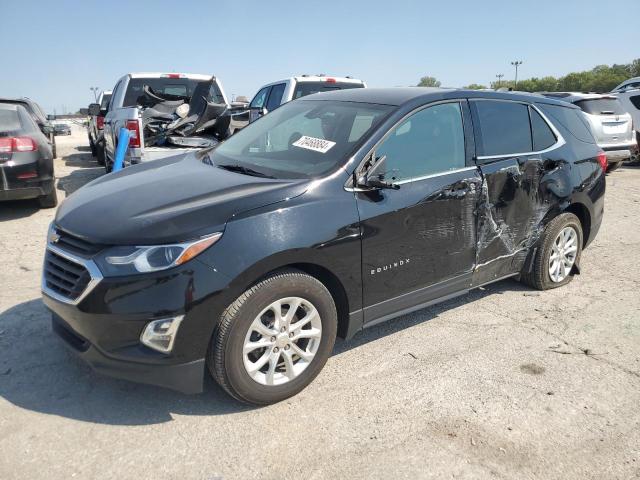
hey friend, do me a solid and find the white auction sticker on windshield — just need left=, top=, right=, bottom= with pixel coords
left=292, top=136, right=336, bottom=153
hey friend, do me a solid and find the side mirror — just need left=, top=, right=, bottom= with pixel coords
left=357, top=155, right=400, bottom=190
left=88, top=103, right=101, bottom=116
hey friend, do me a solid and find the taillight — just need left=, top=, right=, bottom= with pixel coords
left=125, top=120, right=141, bottom=148
left=0, top=137, right=37, bottom=153
left=96, top=116, right=105, bottom=130
left=325, top=77, right=337, bottom=83
left=596, top=151, right=607, bottom=172
left=163, top=73, right=182, bottom=79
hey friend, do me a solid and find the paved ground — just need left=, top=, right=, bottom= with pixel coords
left=1, top=128, right=639, bottom=480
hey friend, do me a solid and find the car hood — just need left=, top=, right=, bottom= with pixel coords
left=55, top=153, right=308, bottom=245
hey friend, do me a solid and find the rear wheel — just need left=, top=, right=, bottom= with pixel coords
left=607, top=161, right=622, bottom=172
left=89, top=137, right=97, bottom=156
left=96, top=141, right=105, bottom=166
left=521, top=213, right=582, bottom=290
left=208, top=271, right=337, bottom=405
left=38, top=187, right=58, bottom=209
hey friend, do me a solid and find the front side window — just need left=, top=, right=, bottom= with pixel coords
left=250, top=87, right=270, bottom=109
left=207, top=100, right=393, bottom=179
left=375, top=102, right=466, bottom=182
left=473, top=100, right=532, bottom=156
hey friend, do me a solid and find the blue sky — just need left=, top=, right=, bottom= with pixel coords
left=1, top=0, right=638, bottom=114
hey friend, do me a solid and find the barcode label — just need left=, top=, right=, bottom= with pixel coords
left=292, top=136, right=336, bottom=154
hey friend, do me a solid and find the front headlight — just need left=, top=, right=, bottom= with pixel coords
left=95, top=232, right=222, bottom=276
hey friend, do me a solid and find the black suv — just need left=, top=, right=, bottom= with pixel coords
left=42, top=88, right=605, bottom=405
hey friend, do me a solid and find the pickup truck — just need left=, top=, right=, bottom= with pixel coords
left=101, top=73, right=230, bottom=172
left=87, top=90, right=111, bottom=165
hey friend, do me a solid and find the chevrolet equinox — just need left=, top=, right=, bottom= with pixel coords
left=42, top=88, right=605, bottom=405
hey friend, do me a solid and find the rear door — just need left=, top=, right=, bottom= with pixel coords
left=356, top=100, right=482, bottom=323
left=470, top=99, right=559, bottom=284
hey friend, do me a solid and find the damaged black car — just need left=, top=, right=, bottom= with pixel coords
left=43, top=88, right=605, bottom=405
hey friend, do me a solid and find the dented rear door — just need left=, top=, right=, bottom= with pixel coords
left=470, top=99, right=555, bottom=284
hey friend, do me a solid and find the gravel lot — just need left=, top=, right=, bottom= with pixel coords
left=1, top=128, right=639, bottom=480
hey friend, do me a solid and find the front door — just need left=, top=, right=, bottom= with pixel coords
left=355, top=101, right=482, bottom=323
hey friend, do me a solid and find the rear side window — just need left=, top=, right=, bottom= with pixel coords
left=473, top=100, right=532, bottom=156
left=529, top=107, right=556, bottom=151
left=575, top=98, right=626, bottom=116
left=630, top=96, right=640, bottom=110
left=538, top=104, right=595, bottom=144
left=0, top=108, right=21, bottom=132
left=292, top=81, right=364, bottom=100
left=266, top=83, right=286, bottom=111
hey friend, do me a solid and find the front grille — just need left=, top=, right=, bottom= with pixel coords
left=53, top=227, right=103, bottom=257
left=44, top=250, right=91, bottom=301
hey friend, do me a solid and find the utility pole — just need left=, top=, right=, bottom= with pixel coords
left=510, top=61, right=523, bottom=89
left=90, top=87, right=99, bottom=102
left=496, top=74, right=504, bottom=89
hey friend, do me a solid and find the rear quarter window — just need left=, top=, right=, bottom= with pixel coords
left=630, top=96, right=640, bottom=110
left=538, top=104, right=595, bottom=144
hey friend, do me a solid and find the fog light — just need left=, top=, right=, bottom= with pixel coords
left=140, top=316, right=184, bottom=353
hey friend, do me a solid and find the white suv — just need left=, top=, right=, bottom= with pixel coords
left=542, top=92, right=637, bottom=170
left=247, top=75, right=366, bottom=123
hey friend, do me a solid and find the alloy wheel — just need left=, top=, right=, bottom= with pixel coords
left=548, top=226, right=578, bottom=283
left=243, top=297, right=322, bottom=386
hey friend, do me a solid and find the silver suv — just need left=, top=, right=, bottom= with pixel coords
left=542, top=92, right=636, bottom=170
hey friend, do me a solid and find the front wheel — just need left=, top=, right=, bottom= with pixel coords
left=521, top=213, right=583, bottom=290
left=208, top=271, right=337, bottom=405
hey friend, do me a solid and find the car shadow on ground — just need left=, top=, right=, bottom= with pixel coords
left=0, top=279, right=528, bottom=426
left=0, top=200, right=41, bottom=220
left=334, top=278, right=529, bottom=355
left=57, top=152, right=104, bottom=196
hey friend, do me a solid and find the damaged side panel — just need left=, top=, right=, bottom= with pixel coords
left=472, top=152, right=575, bottom=285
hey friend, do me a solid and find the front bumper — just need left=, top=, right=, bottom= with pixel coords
left=52, top=312, right=205, bottom=393
left=42, top=244, right=232, bottom=394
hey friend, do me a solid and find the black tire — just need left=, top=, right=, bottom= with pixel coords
left=105, top=157, right=112, bottom=173
left=89, top=138, right=97, bottom=156
left=521, top=213, right=582, bottom=290
left=606, top=161, right=622, bottom=172
left=96, top=141, right=105, bottom=166
left=208, top=270, right=337, bottom=405
left=38, top=187, right=58, bottom=209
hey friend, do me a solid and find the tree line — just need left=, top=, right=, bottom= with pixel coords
left=417, top=59, right=640, bottom=92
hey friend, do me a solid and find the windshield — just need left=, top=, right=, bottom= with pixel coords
left=207, top=100, right=393, bottom=179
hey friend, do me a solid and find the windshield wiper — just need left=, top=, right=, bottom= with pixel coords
left=216, top=164, right=275, bottom=178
